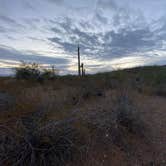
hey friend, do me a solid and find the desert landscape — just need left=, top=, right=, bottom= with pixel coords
left=0, top=65, right=165, bottom=166
left=1, top=0, right=166, bottom=165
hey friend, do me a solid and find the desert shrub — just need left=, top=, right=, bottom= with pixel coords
left=41, top=66, right=59, bottom=80
left=112, top=93, right=145, bottom=136
left=0, top=99, right=86, bottom=166
left=15, top=62, right=58, bottom=81
left=84, top=92, right=146, bottom=151
left=0, top=120, right=84, bottom=166
left=15, top=62, right=41, bottom=80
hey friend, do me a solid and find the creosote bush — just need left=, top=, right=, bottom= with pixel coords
left=15, top=62, right=58, bottom=81
left=0, top=104, right=85, bottom=166
left=112, top=93, right=145, bottom=136
left=0, top=120, right=84, bottom=166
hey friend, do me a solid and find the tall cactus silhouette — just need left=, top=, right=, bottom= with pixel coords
left=78, top=45, right=81, bottom=76
left=77, top=45, right=86, bottom=77
left=81, top=63, right=84, bottom=76
left=81, top=63, right=86, bottom=76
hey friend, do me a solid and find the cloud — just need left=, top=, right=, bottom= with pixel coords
left=0, top=26, right=6, bottom=33
left=95, top=12, right=108, bottom=24
left=0, top=15, right=24, bottom=27
left=0, top=15, right=25, bottom=31
left=102, top=27, right=156, bottom=57
left=48, top=16, right=160, bottom=61
left=0, top=45, right=70, bottom=66
left=0, top=0, right=166, bottom=75
left=96, top=0, right=117, bottom=10
left=47, top=0, right=64, bottom=5
left=48, top=26, right=102, bottom=56
left=0, top=15, right=17, bottom=24
left=22, top=0, right=35, bottom=10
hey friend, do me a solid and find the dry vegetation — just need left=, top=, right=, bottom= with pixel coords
left=0, top=65, right=166, bottom=166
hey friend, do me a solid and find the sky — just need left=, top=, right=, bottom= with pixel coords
left=0, top=0, right=166, bottom=75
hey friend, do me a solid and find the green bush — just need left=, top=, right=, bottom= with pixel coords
left=15, top=62, right=58, bottom=81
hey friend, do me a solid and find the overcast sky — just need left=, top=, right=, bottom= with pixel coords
left=0, top=0, right=166, bottom=75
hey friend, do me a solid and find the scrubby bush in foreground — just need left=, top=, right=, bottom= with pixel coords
left=0, top=121, right=84, bottom=166
left=114, top=94, right=145, bottom=136
left=80, top=91, right=146, bottom=147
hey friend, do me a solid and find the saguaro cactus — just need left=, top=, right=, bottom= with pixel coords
left=81, top=63, right=86, bottom=76
left=77, top=45, right=86, bottom=77
left=78, top=45, right=81, bottom=76
left=81, top=63, right=84, bottom=76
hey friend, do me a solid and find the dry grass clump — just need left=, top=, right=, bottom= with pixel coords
left=112, top=93, right=145, bottom=136
left=0, top=118, right=85, bottom=166
left=2, top=86, right=79, bottom=122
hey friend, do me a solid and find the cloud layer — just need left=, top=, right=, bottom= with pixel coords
left=0, top=0, right=166, bottom=75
